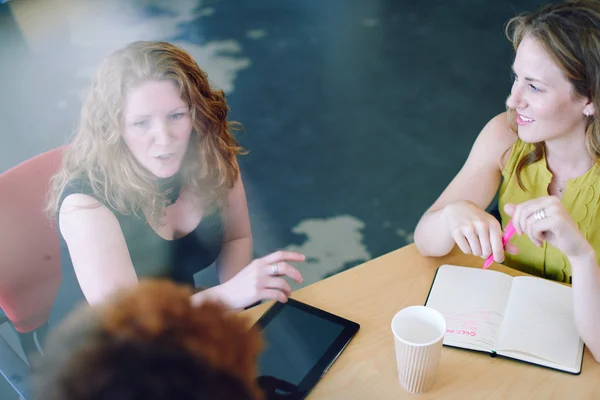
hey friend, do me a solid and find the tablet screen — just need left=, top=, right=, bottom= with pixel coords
left=254, top=299, right=359, bottom=399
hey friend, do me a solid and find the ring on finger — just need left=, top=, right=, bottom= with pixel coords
left=534, top=208, right=547, bottom=221
left=271, top=262, right=281, bottom=276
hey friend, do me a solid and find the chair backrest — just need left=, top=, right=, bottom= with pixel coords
left=0, top=146, right=66, bottom=333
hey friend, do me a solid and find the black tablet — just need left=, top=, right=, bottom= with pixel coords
left=253, top=298, right=360, bottom=400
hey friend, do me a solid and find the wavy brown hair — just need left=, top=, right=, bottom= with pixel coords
left=505, top=0, right=600, bottom=190
left=32, top=280, right=264, bottom=400
left=46, top=41, right=246, bottom=223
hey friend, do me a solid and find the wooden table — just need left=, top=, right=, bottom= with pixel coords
left=242, top=244, right=600, bottom=399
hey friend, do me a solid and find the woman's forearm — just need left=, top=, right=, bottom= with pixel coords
left=569, top=244, right=600, bottom=362
left=413, top=207, right=455, bottom=257
left=190, top=284, right=227, bottom=307
left=216, top=236, right=253, bottom=283
left=191, top=236, right=252, bottom=310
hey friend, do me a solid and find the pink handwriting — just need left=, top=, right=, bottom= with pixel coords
left=446, top=329, right=476, bottom=337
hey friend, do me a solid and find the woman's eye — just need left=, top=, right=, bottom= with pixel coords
left=170, top=113, right=185, bottom=120
left=133, top=120, right=149, bottom=128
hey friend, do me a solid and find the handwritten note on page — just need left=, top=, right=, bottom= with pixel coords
left=426, top=265, right=512, bottom=352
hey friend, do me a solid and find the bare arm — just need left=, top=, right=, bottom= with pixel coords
left=193, top=173, right=307, bottom=310
left=215, top=174, right=253, bottom=283
left=569, top=246, right=600, bottom=361
left=413, top=112, right=517, bottom=257
left=59, top=194, right=139, bottom=305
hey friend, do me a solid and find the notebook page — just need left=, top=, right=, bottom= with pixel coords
left=495, top=276, right=582, bottom=370
left=425, top=265, right=513, bottom=352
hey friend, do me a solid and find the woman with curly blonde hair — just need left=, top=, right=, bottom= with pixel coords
left=46, top=41, right=305, bottom=328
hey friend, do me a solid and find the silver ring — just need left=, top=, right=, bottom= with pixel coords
left=534, top=208, right=547, bottom=220
left=271, top=262, right=280, bottom=276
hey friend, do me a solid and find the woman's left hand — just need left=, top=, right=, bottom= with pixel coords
left=504, top=197, right=589, bottom=258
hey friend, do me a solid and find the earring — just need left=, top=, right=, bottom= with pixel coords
left=585, top=111, right=590, bottom=117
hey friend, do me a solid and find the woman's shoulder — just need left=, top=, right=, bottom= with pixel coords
left=58, top=178, right=118, bottom=219
left=476, top=111, right=519, bottom=170
left=60, top=177, right=94, bottom=198
left=58, top=181, right=125, bottom=244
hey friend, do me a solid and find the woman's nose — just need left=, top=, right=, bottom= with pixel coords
left=153, top=122, right=173, bottom=145
left=506, top=84, right=524, bottom=110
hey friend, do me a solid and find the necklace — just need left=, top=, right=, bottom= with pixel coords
left=552, top=176, right=566, bottom=193
left=157, top=171, right=182, bottom=206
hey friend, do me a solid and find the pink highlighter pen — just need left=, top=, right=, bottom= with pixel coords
left=483, top=220, right=516, bottom=269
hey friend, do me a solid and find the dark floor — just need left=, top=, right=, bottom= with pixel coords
left=0, top=0, right=549, bottom=397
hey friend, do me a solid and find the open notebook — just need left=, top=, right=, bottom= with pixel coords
left=424, top=265, right=585, bottom=374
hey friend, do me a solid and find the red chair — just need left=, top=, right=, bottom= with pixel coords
left=0, top=146, right=66, bottom=398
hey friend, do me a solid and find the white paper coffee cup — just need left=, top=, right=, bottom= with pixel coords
left=391, top=305, right=446, bottom=394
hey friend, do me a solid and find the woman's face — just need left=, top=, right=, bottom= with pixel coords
left=506, top=35, right=593, bottom=143
left=122, top=80, right=193, bottom=178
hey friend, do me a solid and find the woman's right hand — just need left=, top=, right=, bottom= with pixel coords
left=219, top=251, right=306, bottom=310
left=441, top=200, right=505, bottom=262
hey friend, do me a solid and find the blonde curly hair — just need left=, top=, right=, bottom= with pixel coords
left=46, top=41, right=246, bottom=223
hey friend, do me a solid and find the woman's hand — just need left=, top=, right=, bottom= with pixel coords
left=504, top=197, right=589, bottom=258
left=219, top=250, right=306, bottom=310
left=441, top=200, right=505, bottom=262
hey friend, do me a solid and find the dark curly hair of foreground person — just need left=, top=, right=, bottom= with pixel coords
left=31, top=280, right=264, bottom=400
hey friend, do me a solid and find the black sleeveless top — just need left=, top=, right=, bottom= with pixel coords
left=48, top=180, right=224, bottom=328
